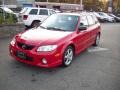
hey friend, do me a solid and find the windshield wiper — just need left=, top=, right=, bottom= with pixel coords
left=46, top=27, right=66, bottom=31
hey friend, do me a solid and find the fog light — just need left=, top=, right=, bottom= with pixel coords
left=42, top=58, right=47, bottom=64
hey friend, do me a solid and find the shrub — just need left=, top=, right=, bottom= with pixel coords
left=0, top=13, right=18, bottom=24
left=0, top=13, right=4, bottom=24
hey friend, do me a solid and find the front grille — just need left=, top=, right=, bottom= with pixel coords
left=17, top=42, right=35, bottom=50
left=26, top=56, right=33, bottom=61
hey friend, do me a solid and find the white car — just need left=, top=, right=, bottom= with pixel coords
left=21, top=7, right=56, bottom=28
left=97, top=12, right=115, bottom=22
left=93, top=12, right=107, bottom=22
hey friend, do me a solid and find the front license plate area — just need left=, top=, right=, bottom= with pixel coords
left=16, top=51, right=26, bottom=60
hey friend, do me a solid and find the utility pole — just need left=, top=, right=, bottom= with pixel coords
left=80, top=0, right=83, bottom=10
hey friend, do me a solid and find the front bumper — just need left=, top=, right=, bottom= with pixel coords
left=9, top=44, right=62, bottom=68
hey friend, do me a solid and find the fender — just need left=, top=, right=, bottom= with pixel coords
left=61, top=40, right=75, bottom=57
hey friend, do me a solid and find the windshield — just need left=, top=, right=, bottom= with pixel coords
left=40, top=14, right=79, bottom=31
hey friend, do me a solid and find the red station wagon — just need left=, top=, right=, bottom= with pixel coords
left=9, top=12, right=101, bottom=68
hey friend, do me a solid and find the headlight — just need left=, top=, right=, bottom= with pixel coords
left=10, top=38, right=16, bottom=46
left=37, top=45, right=57, bottom=52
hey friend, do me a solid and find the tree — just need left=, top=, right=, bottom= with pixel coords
left=113, top=0, right=120, bottom=14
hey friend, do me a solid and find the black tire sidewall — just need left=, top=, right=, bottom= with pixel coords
left=32, top=21, right=40, bottom=28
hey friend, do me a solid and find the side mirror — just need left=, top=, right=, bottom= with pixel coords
left=78, top=26, right=87, bottom=31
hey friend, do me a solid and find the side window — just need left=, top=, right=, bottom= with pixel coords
left=29, top=9, right=38, bottom=15
left=39, top=9, right=48, bottom=15
left=79, top=16, right=89, bottom=27
left=87, top=15, right=95, bottom=26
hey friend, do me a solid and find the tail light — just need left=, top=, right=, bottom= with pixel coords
left=23, top=15, right=28, bottom=20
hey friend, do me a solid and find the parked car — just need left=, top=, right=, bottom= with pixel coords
left=93, top=12, right=107, bottom=22
left=108, top=13, right=120, bottom=22
left=117, top=13, right=120, bottom=17
left=9, top=12, right=101, bottom=68
left=21, top=7, right=56, bottom=28
left=0, top=7, right=18, bottom=23
left=97, top=12, right=115, bottom=22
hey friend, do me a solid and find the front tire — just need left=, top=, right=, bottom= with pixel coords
left=62, top=46, right=74, bottom=67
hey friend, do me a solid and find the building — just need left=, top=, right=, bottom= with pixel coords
left=34, top=2, right=83, bottom=11
left=0, top=0, right=18, bottom=8
left=0, top=0, right=35, bottom=12
left=16, top=0, right=35, bottom=7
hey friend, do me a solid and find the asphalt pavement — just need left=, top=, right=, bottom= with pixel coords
left=0, top=23, right=120, bottom=90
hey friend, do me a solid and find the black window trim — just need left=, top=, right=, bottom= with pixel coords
left=39, top=9, right=48, bottom=15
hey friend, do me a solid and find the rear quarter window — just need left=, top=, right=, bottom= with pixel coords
left=39, top=9, right=48, bottom=15
left=29, top=9, right=38, bottom=15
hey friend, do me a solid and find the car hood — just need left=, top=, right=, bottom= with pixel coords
left=18, top=28, right=72, bottom=45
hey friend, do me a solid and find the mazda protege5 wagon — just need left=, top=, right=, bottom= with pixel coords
left=9, top=12, right=101, bottom=68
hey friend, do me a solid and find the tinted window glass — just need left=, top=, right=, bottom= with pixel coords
left=80, top=16, right=89, bottom=27
left=39, top=9, right=48, bottom=15
left=29, top=9, right=38, bottom=15
left=87, top=15, right=95, bottom=25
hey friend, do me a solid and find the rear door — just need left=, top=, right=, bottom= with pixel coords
left=86, top=15, right=100, bottom=46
